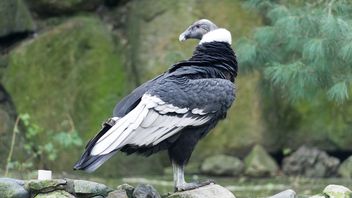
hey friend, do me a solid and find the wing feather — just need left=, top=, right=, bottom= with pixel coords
left=90, top=94, right=212, bottom=156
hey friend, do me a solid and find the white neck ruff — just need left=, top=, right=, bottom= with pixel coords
left=199, top=28, right=232, bottom=45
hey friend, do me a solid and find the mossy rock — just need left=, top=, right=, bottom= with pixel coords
left=200, top=154, right=244, bottom=176
left=3, top=16, right=127, bottom=170
left=25, top=179, right=66, bottom=193
left=26, top=0, right=104, bottom=16
left=0, top=0, right=35, bottom=38
left=0, top=178, right=29, bottom=198
left=323, top=185, right=352, bottom=198
left=338, top=156, right=352, bottom=178
left=244, top=145, right=279, bottom=177
left=34, top=190, right=75, bottom=198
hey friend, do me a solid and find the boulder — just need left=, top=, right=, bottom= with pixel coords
left=338, top=156, right=352, bottom=178
left=244, top=145, right=279, bottom=177
left=323, top=185, right=352, bottom=198
left=26, top=0, right=104, bottom=16
left=282, top=146, right=340, bottom=177
left=116, top=184, right=134, bottom=198
left=168, top=184, right=235, bottom=198
left=3, top=16, right=130, bottom=173
left=0, top=178, right=29, bottom=198
left=73, top=179, right=113, bottom=197
left=107, top=189, right=129, bottom=198
left=200, top=154, right=244, bottom=176
left=0, top=0, right=34, bottom=38
left=24, top=179, right=66, bottom=194
left=132, top=184, right=161, bottom=198
left=34, top=190, right=75, bottom=198
left=268, top=189, right=296, bottom=198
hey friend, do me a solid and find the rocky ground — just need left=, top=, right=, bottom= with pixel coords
left=1, top=177, right=351, bottom=198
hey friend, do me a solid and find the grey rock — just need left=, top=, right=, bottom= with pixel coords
left=201, top=155, right=244, bottom=176
left=132, top=184, right=161, bottom=198
left=0, top=178, right=25, bottom=185
left=73, top=179, right=113, bottom=197
left=282, top=146, right=340, bottom=177
left=0, top=178, right=29, bottom=198
left=168, top=184, right=235, bottom=198
left=323, top=184, right=352, bottom=198
left=338, top=156, right=352, bottom=178
left=116, top=184, right=134, bottom=198
left=268, top=189, right=296, bottom=198
left=25, top=179, right=66, bottom=193
left=244, top=145, right=279, bottom=177
left=34, top=190, right=75, bottom=198
left=107, top=189, right=129, bottom=198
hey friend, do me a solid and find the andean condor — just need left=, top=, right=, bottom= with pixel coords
left=74, top=19, right=238, bottom=191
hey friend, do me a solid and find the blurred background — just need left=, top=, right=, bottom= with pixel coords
left=1, top=0, right=352, bottom=197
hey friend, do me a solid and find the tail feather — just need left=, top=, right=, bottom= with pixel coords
left=73, top=118, right=118, bottom=172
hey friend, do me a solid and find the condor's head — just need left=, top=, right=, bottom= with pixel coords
left=179, top=19, right=231, bottom=44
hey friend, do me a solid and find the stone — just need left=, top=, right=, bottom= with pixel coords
left=107, top=190, right=129, bottom=198
left=323, top=185, right=352, bottom=198
left=268, top=189, right=296, bottom=198
left=168, top=184, right=235, bottom=198
left=73, top=179, right=113, bottom=197
left=116, top=184, right=134, bottom=198
left=132, top=184, right=161, bottom=198
left=0, top=178, right=29, bottom=198
left=244, top=145, right=279, bottom=177
left=282, top=146, right=340, bottom=177
left=25, top=179, right=66, bottom=194
left=0, top=0, right=34, bottom=38
left=200, top=154, right=244, bottom=176
left=34, top=190, right=75, bottom=198
left=338, top=156, right=352, bottom=178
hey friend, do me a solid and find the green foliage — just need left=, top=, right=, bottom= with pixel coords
left=6, top=113, right=83, bottom=172
left=238, top=0, right=352, bottom=103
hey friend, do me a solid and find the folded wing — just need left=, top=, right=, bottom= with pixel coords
left=90, top=94, right=212, bottom=156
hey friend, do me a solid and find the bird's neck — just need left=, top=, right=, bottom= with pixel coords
left=169, top=41, right=238, bottom=82
left=199, top=28, right=232, bottom=45
left=193, top=41, right=237, bottom=80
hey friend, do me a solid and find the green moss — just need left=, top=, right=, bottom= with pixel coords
left=0, top=0, right=35, bottom=37
left=3, top=16, right=127, bottom=170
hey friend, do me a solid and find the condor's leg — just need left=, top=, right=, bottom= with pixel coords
left=171, top=161, right=214, bottom=191
left=168, top=128, right=214, bottom=192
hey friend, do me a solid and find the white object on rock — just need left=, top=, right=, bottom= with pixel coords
left=37, top=170, right=52, bottom=180
left=269, top=189, right=297, bottom=198
left=323, top=184, right=352, bottom=198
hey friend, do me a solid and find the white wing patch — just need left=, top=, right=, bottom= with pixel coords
left=90, top=94, right=210, bottom=156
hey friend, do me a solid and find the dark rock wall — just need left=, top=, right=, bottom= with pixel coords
left=0, top=0, right=350, bottom=176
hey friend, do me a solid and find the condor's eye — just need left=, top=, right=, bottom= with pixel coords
left=195, top=25, right=200, bottom=28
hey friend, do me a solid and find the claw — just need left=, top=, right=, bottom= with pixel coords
left=175, top=180, right=215, bottom=192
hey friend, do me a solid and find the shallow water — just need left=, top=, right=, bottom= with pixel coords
left=89, top=175, right=352, bottom=198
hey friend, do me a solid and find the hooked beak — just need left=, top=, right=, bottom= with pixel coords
left=179, top=31, right=188, bottom=42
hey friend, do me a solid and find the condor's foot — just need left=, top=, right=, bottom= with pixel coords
left=175, top=179, right=215, bottom=192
